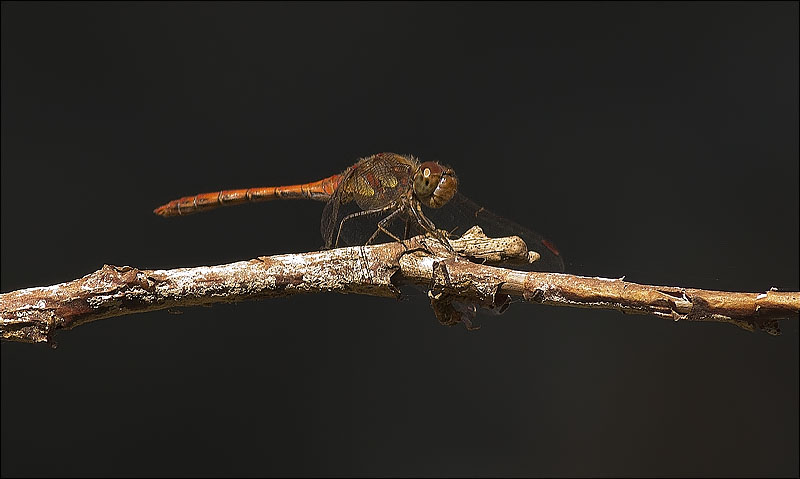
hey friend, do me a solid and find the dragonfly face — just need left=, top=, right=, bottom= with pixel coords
left=413, top=161, right=458, bottom=209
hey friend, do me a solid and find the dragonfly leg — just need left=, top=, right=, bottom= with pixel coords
left=334, top=206, right=394, bottom=248
left=367, top=208, right=405, bottom=245
left=410, top=202, right=454, bottom=253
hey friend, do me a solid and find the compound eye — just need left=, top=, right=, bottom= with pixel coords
left=413, top=161, right=457, bottom=208
left=414, top=162, right=443, bottom=197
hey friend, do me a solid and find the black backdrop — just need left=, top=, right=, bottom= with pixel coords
left=2, top=2, right=798, bottom=477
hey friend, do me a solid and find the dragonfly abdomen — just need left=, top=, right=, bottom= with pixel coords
left=153, top=175, right=341, bottom=217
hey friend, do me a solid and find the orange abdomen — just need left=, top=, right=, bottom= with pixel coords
left=153, top=174, right=342, bottom=217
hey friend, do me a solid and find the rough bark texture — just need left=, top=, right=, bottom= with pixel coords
left=1, top=228, right=797, bottom=344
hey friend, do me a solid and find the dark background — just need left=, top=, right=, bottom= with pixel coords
left=2, top=2, right=798, bottom=477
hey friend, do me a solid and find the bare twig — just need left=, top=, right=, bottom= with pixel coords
left=1, top=227, right=797, bottom=344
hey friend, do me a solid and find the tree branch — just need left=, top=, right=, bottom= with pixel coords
left=1, top=227, right=797, bottom=344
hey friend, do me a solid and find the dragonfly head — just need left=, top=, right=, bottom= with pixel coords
left=414, top=161, right=458, bottom=208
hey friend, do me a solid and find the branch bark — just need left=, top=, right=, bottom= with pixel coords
left=1, top=227, right=797, bottom=344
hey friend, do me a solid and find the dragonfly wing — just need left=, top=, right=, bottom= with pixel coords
left=425, top=192, right=565, bottom=273
left=321, top=165, right=358, bottom=248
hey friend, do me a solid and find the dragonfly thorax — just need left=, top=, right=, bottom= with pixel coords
left=413, top=161, right=458, bottom=209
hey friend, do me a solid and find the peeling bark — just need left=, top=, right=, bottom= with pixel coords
left=1, top=227, right=797, bottom=344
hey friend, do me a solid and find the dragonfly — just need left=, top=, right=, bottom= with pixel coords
left=154, top=152, right=564, bottom=273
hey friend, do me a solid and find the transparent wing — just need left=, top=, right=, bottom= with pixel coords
left=424, top=192, right=565, bottom=273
